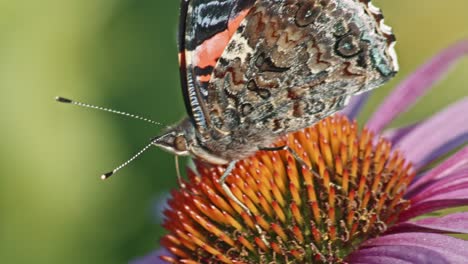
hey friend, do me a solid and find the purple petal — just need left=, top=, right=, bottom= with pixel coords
left=382, top=123, right=419, bottom=145
left=152, top=192, right=172, bottom=224
left=407, top=147, right=468, bottom=197
left=367, top=40, right=468, bottom=133
left=350, top=233, right=468, bottom=264
left=348, top=245, right=451, bottom=264
left=408, top=168, right=468, bottom=202
left=130, top=248, right=171, bottom=264
left=389, top=212, right=468, bottom=234
left=400, top=190, right=468, bottom=221
left=394, top=99, right=468, bottom=170
left=340, top=92, right=371, bottom=120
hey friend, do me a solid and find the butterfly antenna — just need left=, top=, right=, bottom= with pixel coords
left=101, top=141, right=154, bottom=180
left=55, top=96, right=164, bottom=126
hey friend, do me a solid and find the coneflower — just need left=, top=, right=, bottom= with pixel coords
left=133, top=41, right=468, bottom=264
left=161, top=114, right=415, bottom=263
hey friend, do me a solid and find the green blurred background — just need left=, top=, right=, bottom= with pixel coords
left=0, top=0, right=466, bottom=263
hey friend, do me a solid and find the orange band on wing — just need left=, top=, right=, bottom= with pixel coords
left=197, top=74, right=212, bottom=83
left=193, top=9, right=250, bottom=69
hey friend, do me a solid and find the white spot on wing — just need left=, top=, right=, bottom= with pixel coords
left=367, top=1, right=399, bottom=72
left=379, top=19, right=393, bottom=35
left=388, top=41, right=399, bottom=72
left=367, top=2, right=381, bottom=14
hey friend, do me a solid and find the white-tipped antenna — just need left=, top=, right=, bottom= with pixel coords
left=55, top=96, right=163, bottom=126
left=101, top=141, right=154, bottom=180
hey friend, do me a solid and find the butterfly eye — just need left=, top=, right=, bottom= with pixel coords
left=174, top=135, right=188, bottom=152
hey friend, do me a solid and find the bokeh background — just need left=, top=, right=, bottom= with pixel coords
left=0, top=0, right=467, bottom=263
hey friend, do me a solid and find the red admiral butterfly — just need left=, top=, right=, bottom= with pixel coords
left=154, top=0, right=397, bottom=191
left=58, top=0, right=398, bottom=211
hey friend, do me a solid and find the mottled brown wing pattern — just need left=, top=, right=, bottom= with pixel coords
left=180, top=0, right=256, bottom=132
left=204, top=0, right=398, bottom=137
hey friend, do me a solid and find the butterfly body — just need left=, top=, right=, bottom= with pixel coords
left=153, top=0, right=398, bottom=164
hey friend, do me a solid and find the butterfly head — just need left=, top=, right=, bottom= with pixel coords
left=151, top=118, right=195, bottom=156
left=152, top=118, right=232, bottom=165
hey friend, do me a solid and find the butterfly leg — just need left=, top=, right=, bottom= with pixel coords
left=219, top=161, right=253, bottom=214
left=219, top=160, right=267, bottom=242
left=218, top=160, right=237, bottom=184
left=259, top=145, right=321, bottom=179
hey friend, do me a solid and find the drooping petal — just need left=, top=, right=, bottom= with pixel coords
left=349, top=233, right=468, bottom=264
left=400, top=188, right=468, bottom=221
left=340, top=92, right=370, bottom=120
left=382, top=123, right=419, bottom=145
left=348, top=245, right=451, bottom=264
left=408, top=168, right=468, bottom=202
left=394, top=98, right=468, bottom=170
left=389, top=212, right=468, bottom=234
left=407, top=147, right=468, bottom=197
left=367, top=40, right=468, bottom=133
left=130, top=248, right=171, bottom=264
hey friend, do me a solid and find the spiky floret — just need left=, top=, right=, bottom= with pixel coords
left=161, top=115, right=413, bottom=263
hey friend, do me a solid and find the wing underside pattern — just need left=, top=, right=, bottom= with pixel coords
left=178, top=0, right=256, bottom=131
left=204, top=0, right=398, bottom=136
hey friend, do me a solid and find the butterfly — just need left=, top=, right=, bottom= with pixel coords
left=153, top=0, right=398, bottom=179
left=56, top=0, right=398, bottom=216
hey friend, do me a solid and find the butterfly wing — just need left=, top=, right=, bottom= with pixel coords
left=178, top=0, right=256, bottom=132
left=203, top=0, right=398, bottom=136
